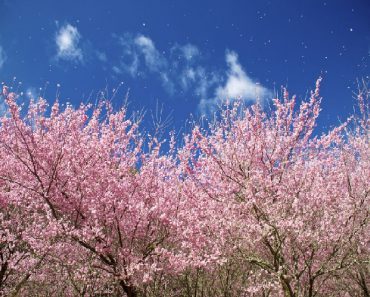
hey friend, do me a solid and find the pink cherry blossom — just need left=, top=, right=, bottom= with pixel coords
left=0, top=79, right=368, bottom=296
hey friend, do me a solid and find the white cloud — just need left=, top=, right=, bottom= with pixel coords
left=180, top=67, right=197, bottom=90
left=116, top=34, right=202, bottom=89
left=116, top=34, right=141, bottom=76
left=112, top=65, right=122, bottom=74
left=171, top=43, right=200, bottom=61
left=55, top=24, right=83, bottom=62
left=126, top=54, right=140, bottom=76
left=116, top=34, right=169, bottom=86
left=160, top=72, right=175, bottom=95
left=199, top=51, right=271, bottom=113
left=181, top=44, right=200, bottom=61
left=112, top=34, right=270, bottom=112
left=180, top=66, right=220, bottom=99
left=134, top=35, right=166, bottom=72
left=216, top=51, right=270, bottom=102
left=0, top=46, right=6, bottom=69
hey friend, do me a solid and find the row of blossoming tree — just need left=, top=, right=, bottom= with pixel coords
left=0, top=79, right=368, bottom=296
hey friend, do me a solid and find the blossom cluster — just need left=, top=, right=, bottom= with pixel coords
left=0, top=80, right=368, bottom=296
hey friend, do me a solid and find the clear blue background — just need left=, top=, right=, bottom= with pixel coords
left=0, top=0, right=369, bottom=135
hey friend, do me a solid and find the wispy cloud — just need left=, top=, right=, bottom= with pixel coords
left=0, top=101, right=6, bottom=117
left=217, top=51, right=270, bottom=101
left=115, top=33, right=140, bottom=76
left=0, top=46, right=7, bottom=115
left=55, top=24, right=83, bottom=62
left=199, top=51, right=271, bottom=113
left=115, top=34, right=175, bottom=93
left=134, top=35, right=167, bottom=72
left=0, top=46, right=6, bottom=69
left=0, top=46, right=6, bottom=116
left=171, top=43, right=200, bottom=61
left=114, top=34, right=213, bottom=95
left=111, top=34, right=270, bottom=113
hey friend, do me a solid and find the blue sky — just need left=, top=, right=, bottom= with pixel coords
left=0, top=0, right=369, bottom=134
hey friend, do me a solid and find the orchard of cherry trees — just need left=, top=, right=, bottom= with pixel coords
left=0, top=79, right=369, bottom=297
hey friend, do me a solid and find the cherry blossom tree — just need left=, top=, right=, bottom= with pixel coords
left=0, top=90, right=208, bottom=296
left=179, top=79, right=369, bottom=296
left=0, top=80, right=368, bottom=296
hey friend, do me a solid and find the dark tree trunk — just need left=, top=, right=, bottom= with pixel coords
left=120, top=280, right=138, bottom=297
left=359, top=270, right=370, bottom=297
left=0, top=261, right=8, bottom=289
